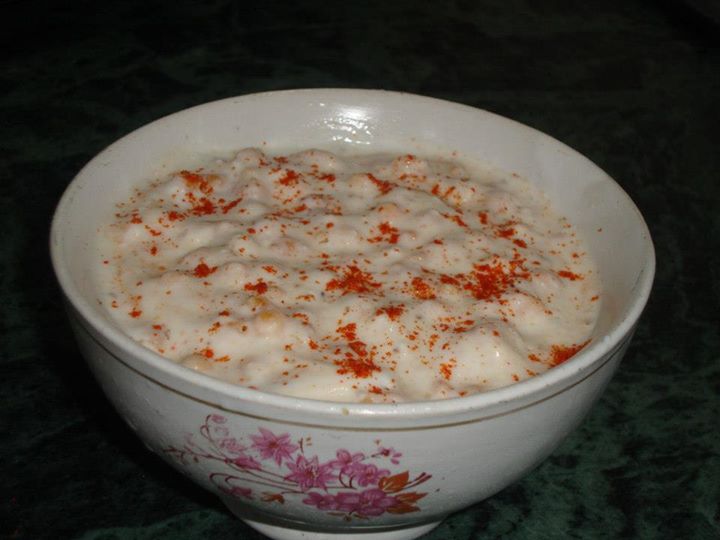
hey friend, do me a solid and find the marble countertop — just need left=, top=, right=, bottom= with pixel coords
left=2, top=1, right=718, bottom=538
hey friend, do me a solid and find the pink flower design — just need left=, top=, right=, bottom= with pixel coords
left=225, top=485, right=253, bottom=499
left=302, top=491, right=339, bottom=511
left=231, top=453, right=262, bottom=470
left=166, top=416, right=432, bottom=522
left=217, top=437, right=261, bottom=469
left=373, top=446, right=403, bottom=464
left=303, top=489, right=397, bottom=516
left=334, top=489, right=398, bottom=517
left=218, top=437, right=247, bottom=456
left=329, top=449, right=366, bottom=475
left=284, top=455, right=335, bottom=492
left=354, top=463, right=390, bottom=487
left=250, top=427, right=299, bottom=466
left=207, top=414, right=231, bottom=437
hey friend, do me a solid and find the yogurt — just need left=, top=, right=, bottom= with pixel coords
left=96, top=148, right=601, bottom=402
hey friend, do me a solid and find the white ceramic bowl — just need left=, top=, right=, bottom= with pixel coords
left=50, top=89, right=654, bottom=540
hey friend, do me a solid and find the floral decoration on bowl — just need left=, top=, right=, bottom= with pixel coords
left=165, top=415, right=433, bottom=520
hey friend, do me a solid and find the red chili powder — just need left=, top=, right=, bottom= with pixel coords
left=410, top=277, right=436, bottom=300
left=193, top=263, right=217, bottom=278
left=334, top=323, right=379, bottom=378
left=244, top=279, right=268, bottom=295
left=442, top=213, right=468, bottom=228
left=549, top=341, right=590, bottom=366
left=348, top=341, right=368, bottom=357
left=337, top=322, right=358, bottom=341
left=180, top=170, right=213, bottom=194
left=439, top=362, right=453, bottom=380
left=367, top=173, right=394, bottom=195
left=378, top=222, right=400, bottom=244
left=375, top=305, right=405, bottom=321
left=558, top=270, right=583, bottom=281
left=278, top=170, right=300, bottom=186
left=462, top=262, right=510, bottom=300
left=440, top=274, right=461, bottom=287
left=369, top=222, right=400, bottom=244
left=190, top=197, right=216, bottom=216
left=326, top=265, right=382, bottom=295
left=336, top=356, right=379, bottom=378
left=221, top=197, right=243, bottom=214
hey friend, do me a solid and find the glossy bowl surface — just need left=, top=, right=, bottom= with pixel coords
left=51, top=89, right=654, bottom=540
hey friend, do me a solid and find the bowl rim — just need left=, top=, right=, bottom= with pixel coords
left=50, top=88, right=656, bottom=420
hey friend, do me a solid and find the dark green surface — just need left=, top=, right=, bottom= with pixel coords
left=2, top=1, right=719, bottom=538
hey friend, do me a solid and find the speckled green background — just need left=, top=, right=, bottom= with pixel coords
left=2, top=1, right=719, bottom=538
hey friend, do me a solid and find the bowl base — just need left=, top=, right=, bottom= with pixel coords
left=220, top=494, right=441, bottom=540
left=243, top=519, right=441, bottom=540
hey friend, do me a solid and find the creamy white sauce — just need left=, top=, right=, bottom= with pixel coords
left=96, top=148, right=601, bottom=402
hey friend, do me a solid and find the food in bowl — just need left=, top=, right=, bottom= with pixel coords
left=97, top=148, right=600, bottom=402
left=51, top=90, right=654, bottom=540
